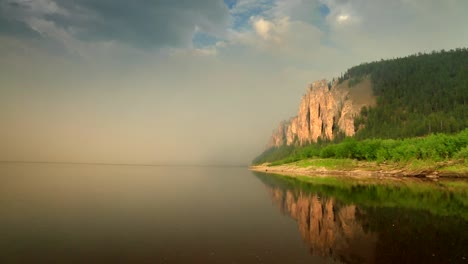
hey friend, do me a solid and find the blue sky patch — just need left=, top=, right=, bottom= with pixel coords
left=229, top=0, right=276, bottom=30
left=319, top=4, right=330, bottom=17
left=224, top=0, right=237, bottom=9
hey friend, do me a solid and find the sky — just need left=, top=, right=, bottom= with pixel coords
left=0, top=0, right=467, bottom=165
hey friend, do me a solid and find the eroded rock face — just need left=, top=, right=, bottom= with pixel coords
left=267, top=79, right=374, bottom=148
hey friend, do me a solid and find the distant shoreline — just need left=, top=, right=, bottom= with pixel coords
left=0, top=160, right=247, bottom=168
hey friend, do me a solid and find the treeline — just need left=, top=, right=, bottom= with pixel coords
left=253, top=129, right=468, bottom=165
left=251, top=145, right=296, bottom=164
left=340, top=48, right=468, bottom=138
left=253, top=48, right=468, bottom=165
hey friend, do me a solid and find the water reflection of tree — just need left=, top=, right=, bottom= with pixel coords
left=256, top=173, right=468, bottom=264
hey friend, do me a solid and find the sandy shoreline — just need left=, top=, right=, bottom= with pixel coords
left=249, top=163, right=467, bottom=180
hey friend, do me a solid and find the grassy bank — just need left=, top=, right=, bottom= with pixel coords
left=251, top=158, right=467, bottom=178
left=253, top=129, right=468, bottom=177
left=294, top=158, right=465, bottom=175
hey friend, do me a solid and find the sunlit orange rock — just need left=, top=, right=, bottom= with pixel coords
left=267, top=78, right=375, bottom=148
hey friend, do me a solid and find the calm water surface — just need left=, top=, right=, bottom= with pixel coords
left=0, top=163, right=466, bottom=263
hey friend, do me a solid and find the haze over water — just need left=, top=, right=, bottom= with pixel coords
left=1, top=1, right=467, bottom=263
left=1, top=163, right=466, bottom=263
left=2, top=0, right=468, bottom=165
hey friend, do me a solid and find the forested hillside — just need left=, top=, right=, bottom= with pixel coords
left=253, top=48, right=468, bottom=165
left=343, top=48, right=468, bottom=139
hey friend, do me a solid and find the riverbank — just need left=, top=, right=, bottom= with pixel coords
left=250, top=158, right=468, bottom=179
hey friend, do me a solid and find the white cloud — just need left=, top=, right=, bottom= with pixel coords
left=252, top=17, right=273, bottom=39
left=337, top=14, right=349, bottom=22
left=250, top=16, right=290, bottom=44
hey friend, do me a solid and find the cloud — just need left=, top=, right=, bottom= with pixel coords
left=1, top=0, right=468, bottom=165
left=319, top=0, right=468, bottom=59
left=336, top=14, right=349, bottom=22
left=252, top=17, right=274, bottom=39
left=228, top=0, right=276, bottom=29
left=272, top=0, right=323, bottom=25
left=0, top=0, right=231, bottom=49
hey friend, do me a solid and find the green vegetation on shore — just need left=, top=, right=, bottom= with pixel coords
left=253, top=129, right=468, bottom=169
left=253, top=49, right=468, bottom=175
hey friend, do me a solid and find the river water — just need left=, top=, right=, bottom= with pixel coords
left=0, top=163, right=466, bottom=263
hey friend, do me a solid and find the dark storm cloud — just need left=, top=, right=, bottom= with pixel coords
left=0, top=16, right=37, bottom=38
left=0, top=0, right=230, bottom=48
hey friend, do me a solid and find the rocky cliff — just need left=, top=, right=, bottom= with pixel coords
left=267, top=78, right=375, bottom=148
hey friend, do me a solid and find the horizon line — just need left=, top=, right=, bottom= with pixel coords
left=0, top=160, right=248, bottom=168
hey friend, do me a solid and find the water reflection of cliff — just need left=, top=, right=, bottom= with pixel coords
left=257, top=173, right=468, bottom=264
left=267, top=186, right=377, bottom=263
